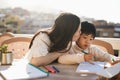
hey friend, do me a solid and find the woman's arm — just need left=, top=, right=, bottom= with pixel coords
left=30, top=52, right=63, bottom=67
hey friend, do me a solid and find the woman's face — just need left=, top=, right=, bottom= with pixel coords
left=72, top=26, right=81, bottom=41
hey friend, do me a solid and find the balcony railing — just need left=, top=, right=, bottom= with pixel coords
left=1, top=33, right=120, bottom=57
left=14, top=34, right=120, bottom=57
left=96, top=37, right=120, bottom=56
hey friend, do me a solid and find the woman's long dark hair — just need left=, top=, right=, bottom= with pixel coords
left=29, top=13, right=80, bottom=53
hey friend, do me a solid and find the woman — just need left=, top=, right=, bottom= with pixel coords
left=24, top=13, right=81, bottom=67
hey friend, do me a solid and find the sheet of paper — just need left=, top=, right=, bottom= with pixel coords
left=0, top=59, right=49, bottom=80
left=76, top=62, right=105, bottom=74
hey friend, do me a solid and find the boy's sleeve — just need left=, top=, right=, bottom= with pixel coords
left=91, top=46, right=115, bottom=62
left=58, top=52, right=85, bottom=64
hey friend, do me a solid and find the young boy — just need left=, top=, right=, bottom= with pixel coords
left=58, top=21, right=120, bottom=65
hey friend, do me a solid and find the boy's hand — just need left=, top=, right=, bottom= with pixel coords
left=84, top=54, right=94, bottom=64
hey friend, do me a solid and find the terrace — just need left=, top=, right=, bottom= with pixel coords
left=0, top=33, right=120, bottom=80
left=13, top=33, right=120, bottom=57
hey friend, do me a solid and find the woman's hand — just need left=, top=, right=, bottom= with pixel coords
left=110, top=60, right=120, bottom=65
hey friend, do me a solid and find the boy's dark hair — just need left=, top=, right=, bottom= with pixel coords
left=81, top=21, right=96, bottom=38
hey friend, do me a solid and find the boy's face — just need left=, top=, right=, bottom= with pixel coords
left=78, top=33, right=94, bottom=50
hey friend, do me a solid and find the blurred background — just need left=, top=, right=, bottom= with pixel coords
left=0, top=0, right=120, bottom=38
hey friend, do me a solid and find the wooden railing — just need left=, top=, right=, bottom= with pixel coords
left=1, top=33, right=120, bottom=56
left=96, top=37, right=120, bottom=57
left=13, top=35, right=120, bottom=56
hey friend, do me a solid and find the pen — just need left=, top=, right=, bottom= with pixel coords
left=82, top=50, right=88, bottom=54
left=52, top=66, right=60, bottom=73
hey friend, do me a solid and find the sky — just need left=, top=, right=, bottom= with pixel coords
left=0, top=0, right=120, bottom=23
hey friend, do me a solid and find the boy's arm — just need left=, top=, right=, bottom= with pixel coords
left=58, top=53, right=85, bottom=64
left=91, top=46, right=118, bottom=62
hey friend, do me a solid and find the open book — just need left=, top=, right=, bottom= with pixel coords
left=76, top=61, right=120, bottom=78
left=0, top=59, right=49, bottom=80
left=96, top=62, right=120, bottom=78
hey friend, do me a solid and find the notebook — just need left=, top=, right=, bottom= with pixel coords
left=76, top=61, right=120, bottom=78
left=0, top=59, right=49, bottom=80
left=76, top=62, right=105, bottom=74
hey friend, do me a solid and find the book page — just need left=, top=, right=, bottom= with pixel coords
left=76, top=62, right=105, bottom=74
left=96, top=62, right=120, bottom=78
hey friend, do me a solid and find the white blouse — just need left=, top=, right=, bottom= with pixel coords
left=24, top=32, right=51, bottom=61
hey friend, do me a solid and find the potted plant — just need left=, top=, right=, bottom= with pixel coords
left=0, top=44, right=13, bottom=65
left=1, top=44, right=8, bottom=53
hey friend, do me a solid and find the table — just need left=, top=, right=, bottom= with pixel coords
left=0, top=61, right=99, bottom=80
left=40, top=63, right=99, bottom=80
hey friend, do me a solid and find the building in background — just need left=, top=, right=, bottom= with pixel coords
left=93, top=20, right=120, bottom=38
left=0, top=7, right=120, bottom=38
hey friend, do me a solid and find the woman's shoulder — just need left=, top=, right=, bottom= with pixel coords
left=36, top=28, right=51, bottom=33
left=34, top=28, right=49, bottom=37
left=35, top=32, right=49, bottom=41
left=34, top=31, right=51, bottom=45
